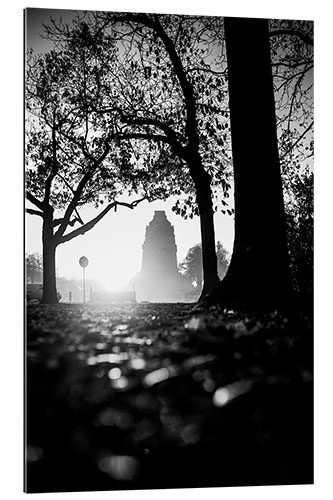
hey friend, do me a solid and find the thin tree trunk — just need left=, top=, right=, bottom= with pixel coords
left=197, top=259, right=203, bottom=293
left=41, top=215, right=58, bottom=304
left=190, top=158, right=220, bottom=299
left=207, top=17, right=291, bottom=310
left=155, top=16, right=220, bottom=299
left=197, top=194, right=220, bottom=298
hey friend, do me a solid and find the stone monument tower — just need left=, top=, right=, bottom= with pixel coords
left=141, top=211, right=178, bottom=275
left=135, top=211, right=191, bottom=302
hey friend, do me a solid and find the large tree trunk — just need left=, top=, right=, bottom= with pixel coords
left=41, top=215, right=59, bottom=304
left=207, top=17, right=291, bottom=310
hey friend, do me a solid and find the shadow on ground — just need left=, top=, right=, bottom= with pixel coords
left=26, top=302, right=313, bottom=493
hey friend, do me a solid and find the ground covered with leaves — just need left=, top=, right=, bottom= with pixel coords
left=26, top=302, right=313, bottom=493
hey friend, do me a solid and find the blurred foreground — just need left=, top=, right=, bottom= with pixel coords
left=26, top=303, right=313, bottom=492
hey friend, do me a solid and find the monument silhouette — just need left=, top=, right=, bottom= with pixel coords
left=135, top=211, right=193, bottom=302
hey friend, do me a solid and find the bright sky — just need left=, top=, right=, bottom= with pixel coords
left=25, top=7, right=235, bottom=291
left=26, top=197, right=234, bottom=290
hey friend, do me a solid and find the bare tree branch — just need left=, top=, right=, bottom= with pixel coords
left=118, top=132, right=188, bottom=160
left=280, top=120, right=314, bottom=161
left=52, top=216, right=83, bottom=227
left=26, top=191, right=46, bottom=211
left=269, top=29, right=314, bottom=46
left=58, top=197, right=146, bottom=244
left=105, top=13, right=198, bottom=144
left=44, top=117, right=58, bottom=204
left=54, top=146, right=111, bottom=241
left=275, top=65, right=313, bottom=92
left=25, top=208, right=44, bottom=218
left=187, top=67, right=227, bottom=76
left=94, top=105, right=184, bottom=147
left=272, top=60, right=313, bottom=69
left=55, top=171, right=84, bottom=224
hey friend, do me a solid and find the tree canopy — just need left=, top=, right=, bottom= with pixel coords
left=39, top=12, right=313, bottom=225
left=42, top=12, right=234, bottom=217
left=26, top=21, right=174, bottom=241
left=26, top=11, right=313, bottom=304
left=25, top=20, right=179, bottom=302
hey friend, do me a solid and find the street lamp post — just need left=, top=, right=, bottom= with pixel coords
left=79, top=256, right=89, bottom=304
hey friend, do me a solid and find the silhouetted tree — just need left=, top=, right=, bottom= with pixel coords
left=44, top=13, right=234, bottom=298
left=179, top=244, right=203, bottom=291
left=207, top=17, right=291, bottom=309
left=269, top=21, right=313, bottom=286
left=285, top=168, right=313, bottom=296
left=269, top=19, right=313, bottom=176
left=33, top=12, right=313, bottom=304
left=44, top=12, right=313, bottom=301
left=25, top=24, right=167, bottom=303
left=180, top=241, right=230, bottom=292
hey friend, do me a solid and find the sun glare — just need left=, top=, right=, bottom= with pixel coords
left=87, top=252, right=139, bottom=292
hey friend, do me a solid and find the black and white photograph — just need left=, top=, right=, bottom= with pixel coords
left=21, top=2, right=317, bottom=496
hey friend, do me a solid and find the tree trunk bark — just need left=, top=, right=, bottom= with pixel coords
left=197, top=259, right=203, bottom=293
left=190, top=158, right=220, bottom=299
left=207, top=17, right=291, bottom=310
left=41, top=215, right=59, bottom=304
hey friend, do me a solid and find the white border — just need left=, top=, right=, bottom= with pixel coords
left=1, top=1, right=331, bottom=499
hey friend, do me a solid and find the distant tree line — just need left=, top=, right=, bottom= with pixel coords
left=25, top=252, right=103, bottom=302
